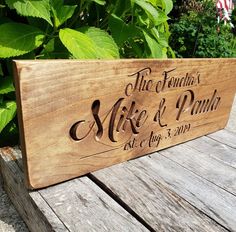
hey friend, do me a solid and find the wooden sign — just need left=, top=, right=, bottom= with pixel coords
left=14, top=59, right=236, bottom=189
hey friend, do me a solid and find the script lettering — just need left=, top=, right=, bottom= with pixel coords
left=70, top=66, right=222, bottom=152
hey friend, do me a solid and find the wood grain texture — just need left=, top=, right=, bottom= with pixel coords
left=92, top=156, right=230, bottom=231
left=39, top=178, right=148, bottom=232
left=13, top=59, right=236, bottom=188
left=0, top=171, right=28, bottom=232
left=0, top=147, right=148, bottom=232
left=92, top=149, right=236, bottom=231
left=207, top=129, right=236, bottom=149
left=186, top=135, right=236, bottom=169
left=159, top=136, right=236, bottom=195
left=0, top=147, right=67, bottom=232
left=225, top=95, right=236, bottom=133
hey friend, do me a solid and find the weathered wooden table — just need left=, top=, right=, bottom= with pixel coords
left=0, top=98, right=236, bottom=232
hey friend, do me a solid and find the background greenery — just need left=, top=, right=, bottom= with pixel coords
left=0, top=0, right=173, bottom=147
left=169, top=0, right=236, bottom=58
left=0, top=0, right=235, bottom=147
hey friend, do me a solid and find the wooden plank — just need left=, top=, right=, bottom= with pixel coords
left=13, top=59, right=236, bottom=189
left=0, top=174, right=28, bottom=232
left=92, top=157, right=232, bottom=231
left=186, top=136, right=236, bottom=169
left=39, top=178, right=148, bottom=232
left=207, top=129, right=236, bottom=149
left=0, top=147, right=148, bottom=232
left=225, top=95, right=236, bottom=133
left=159, top=139, right=236, bottom=195
left=0, top=147, right=68, bottom=232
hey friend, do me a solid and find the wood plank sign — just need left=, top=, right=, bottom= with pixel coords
left=13, top=59, right=236, bottom=189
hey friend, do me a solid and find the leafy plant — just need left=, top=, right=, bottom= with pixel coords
left=169, top=0, right=235, bottom=58
left=232, top=7, right=236, bottom=35
left=0, top=0, right=173, bottom=146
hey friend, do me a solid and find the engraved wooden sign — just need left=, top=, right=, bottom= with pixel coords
left=14, top=59, right=236, bottom=189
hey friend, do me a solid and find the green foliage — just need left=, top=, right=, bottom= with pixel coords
left=0, top=23, right=45, bottom=58
left=0, top=0, right=173, bottom=146
left=0, top=77, right=14, bottom=94
left=51, top=1, right=77, bottom=28
left=169, top=0, right=235, bottom=58
left=79, top=27, right=120, bottom=58
left=6, top=0, right=53, bottom=25
left=59, top=27, right=119, bottom=58
left=163, top=0, right=173, bottom=14
left=0, top=100, right=16, bottom=133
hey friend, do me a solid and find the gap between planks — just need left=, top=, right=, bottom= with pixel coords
left=87, top=173, right=156, bottom=232
left=92, top=129, right=236, bottom=231
left=206, top=129, right=236, bottom=149
left=160, top=133, right=236, bottom=197
left=1, top=129, right=236, bottom=231
left=0, top=147, right=149, bottom=232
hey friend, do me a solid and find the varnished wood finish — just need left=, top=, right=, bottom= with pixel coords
left=13, top=59, right=236, bottom=188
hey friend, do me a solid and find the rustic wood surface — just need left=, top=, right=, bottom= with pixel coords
left=187, top=136, right=236, bottom=169
left=91, top=160, right=229, bottom=231
left=39, top=178, right=148, bottom=232
left=0, top=175, right=28, bottom=232
left=207, top=129, right=236, bottom=148
left=0, top=148, right=148, bottom=232
left=92, top=138, right=236, bottom=231
left=225, top=95, right=236, bottom=133
left=0, top=96, right=235, bottom=231
left=14, top=59, right=236, bottom=189
left=161, top=135, right=236, bottom=194
left=0, top=147, right=68, bottom=232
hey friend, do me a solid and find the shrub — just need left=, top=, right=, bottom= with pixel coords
left=0, top=0, right=173, bottom=146
left=169, top=0, right=235, bottom=58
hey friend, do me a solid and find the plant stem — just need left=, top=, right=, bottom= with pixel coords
left=192, top=24, right=201, bottom=57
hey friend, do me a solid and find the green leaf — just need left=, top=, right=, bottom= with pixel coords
left=152, top=30, right=169, bottom=47
left=0, top=23, right=45, bottom=58
left=27, top=17, right=49, bottom=32
left=135, top=0, right=168, bottom=25
left=40, top=38, right=70, bottom=59
left=90, top=0, right=106, bottom=5
left=5, top=0, right=52, bottom=25
left=0, top=101, right=17, bottom=133
left=59, top=28, right=119, bottom=59
left=111, top=1, right=132, bottom=17
left=0, top=77, right=14, bottom=94
left=0, top=96, right=3, bottom=104
left=79, top=27, right=119, bottom=58
left=148, top=0, right=173, bottom=14
left=143, top=30, right=163, bottom=58
left=40, top=39, right=55, bottom=59
left=135, top=0, right=158, bottom=22
left=0, top=121, right=18, bottom=147
left=59, top=28, right=100, bottom=59
left=168, top=46, right=176, bottom=58
left=51, top=0, right=77, bottom=28
left=151, top=27, right=159, bottom=40
left=109, top=14, right=140, bottom=46
left=131, top=0, right=135, bottom=8
left=163, top=0, right=173, bottom=14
